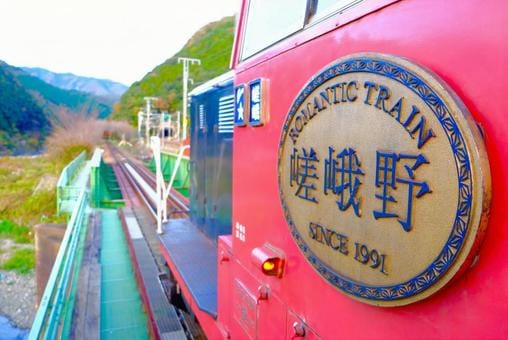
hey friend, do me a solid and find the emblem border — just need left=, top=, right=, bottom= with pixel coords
left=278, top=55, right=476, bottom=302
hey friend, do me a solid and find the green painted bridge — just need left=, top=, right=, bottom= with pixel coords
left=31, top=149, right=149, bottom=339
left=30, top=147, right=192, bottom=339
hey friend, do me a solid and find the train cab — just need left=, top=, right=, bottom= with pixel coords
left=161, top=0, right=508, bottom=338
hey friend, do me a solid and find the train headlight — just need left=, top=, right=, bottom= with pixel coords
left=251, top=244, right=285, bottom=278
left=262, top=260, right=276, bottom=272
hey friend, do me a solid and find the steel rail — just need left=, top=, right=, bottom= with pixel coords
left=108, top=144, right=189, bottom=218
left=112, top=144, right=189, bottom=212
left=107, top=145, right=157, bottom=217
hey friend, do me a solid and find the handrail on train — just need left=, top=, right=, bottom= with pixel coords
left=151, top=136, right=190, bottom=234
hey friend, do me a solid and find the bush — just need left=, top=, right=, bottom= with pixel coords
left=45, top=109, right=135, bottom=162
left=1, top=248, right=35, bottom=274
left=0, top=220, right=32, bottom=244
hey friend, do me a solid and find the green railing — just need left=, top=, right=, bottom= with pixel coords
left=90, top=149, right=124, bottom=208
left=56, top=151, right=87, bottom=215
left=147, top=151, right=190, bottom=197
left=29, top=189, right=89, bottom=339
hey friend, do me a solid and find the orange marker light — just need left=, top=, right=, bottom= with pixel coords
left=262, top=260, right=276, bottom=272
left=251, top=244, right=286, bottom=278
left=261, top=258, right=281, bottom=276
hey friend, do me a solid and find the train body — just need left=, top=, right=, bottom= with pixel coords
left=189, top=71, right=234, bottom=239
left=160, top=1, right=508, bottom=338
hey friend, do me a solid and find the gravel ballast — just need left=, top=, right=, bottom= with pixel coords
left=0, top=269, right=36, bottom=329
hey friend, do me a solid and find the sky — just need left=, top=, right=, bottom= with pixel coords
left=0, top=0, right=239, bottom=85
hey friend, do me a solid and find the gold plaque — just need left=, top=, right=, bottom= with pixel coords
left=278, top=53, right=491, bottom=306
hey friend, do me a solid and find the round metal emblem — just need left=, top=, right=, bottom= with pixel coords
left=278, top=53, right=491, bottom=306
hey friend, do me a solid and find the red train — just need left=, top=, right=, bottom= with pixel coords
left=160, top=1, right=508, bottom=338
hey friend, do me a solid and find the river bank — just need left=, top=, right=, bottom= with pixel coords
left=0, top=270, right=36, bottom=329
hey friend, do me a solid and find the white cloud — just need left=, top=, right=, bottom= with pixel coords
left=0, top=0, right=239, bottom=85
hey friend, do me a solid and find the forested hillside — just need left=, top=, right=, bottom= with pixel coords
left=0, top=62, right=50, bottom=154
left=22, top=67, right=127, bottom=103
left=0, top=61, right=114, bottom=155
left=10, top=67, right=112, bottom=119
left=112, top=16, right=235, bottom=125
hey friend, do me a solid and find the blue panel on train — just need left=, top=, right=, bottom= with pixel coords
left=189, top=72, right=234, bottom=241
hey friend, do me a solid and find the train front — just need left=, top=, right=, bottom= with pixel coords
left=161, top=1, right=508, bottom=339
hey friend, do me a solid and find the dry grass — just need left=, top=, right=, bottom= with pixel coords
left=0, top=110, right=134, bottom=228
left=0, top=156, right=61, bottom=226
left=0, top=111, right=135, bottom=274
left=45, top=109, right=135, bottom=158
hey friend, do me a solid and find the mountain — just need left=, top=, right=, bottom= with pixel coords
left=0, top=61, right=113, bottom=155
left=22, top=67, right=127, bottom=103
left=112, top=16, right=235, bottom=125
left=0, top=62, right=50, bottom=154
left=9, top=66, right=112, bottom=119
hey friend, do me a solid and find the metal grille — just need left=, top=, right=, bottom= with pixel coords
left=198, top=104, right=205, bottom=130
left=159, top=218, right=218, bottom=317
left=218, top=94, right=234, bottom=134
left=121, top=208, right=187, bottom=338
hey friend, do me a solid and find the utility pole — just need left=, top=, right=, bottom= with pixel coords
left=137, top=111, right=143, bottom=140
left=143, top=97, right=158, bottom=145
left=178, top=57, right=200, bottom=141
left=176, top=111, right=181, bottom=141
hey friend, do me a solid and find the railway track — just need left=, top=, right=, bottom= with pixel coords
left=105, top=143, right=205, bottom=339
left=106, top=143, right=189, bottom=219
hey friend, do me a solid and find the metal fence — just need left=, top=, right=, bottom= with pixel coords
left=29, top=189, right=89, bottom=339
left=56, top=151, right=87, bottom=215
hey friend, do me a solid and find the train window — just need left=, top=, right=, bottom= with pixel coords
left=240, top=0, right=364, bottom=61
left=307, top=0, right=363, bottom=24
left=241, top=0, right=308, bottom=60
